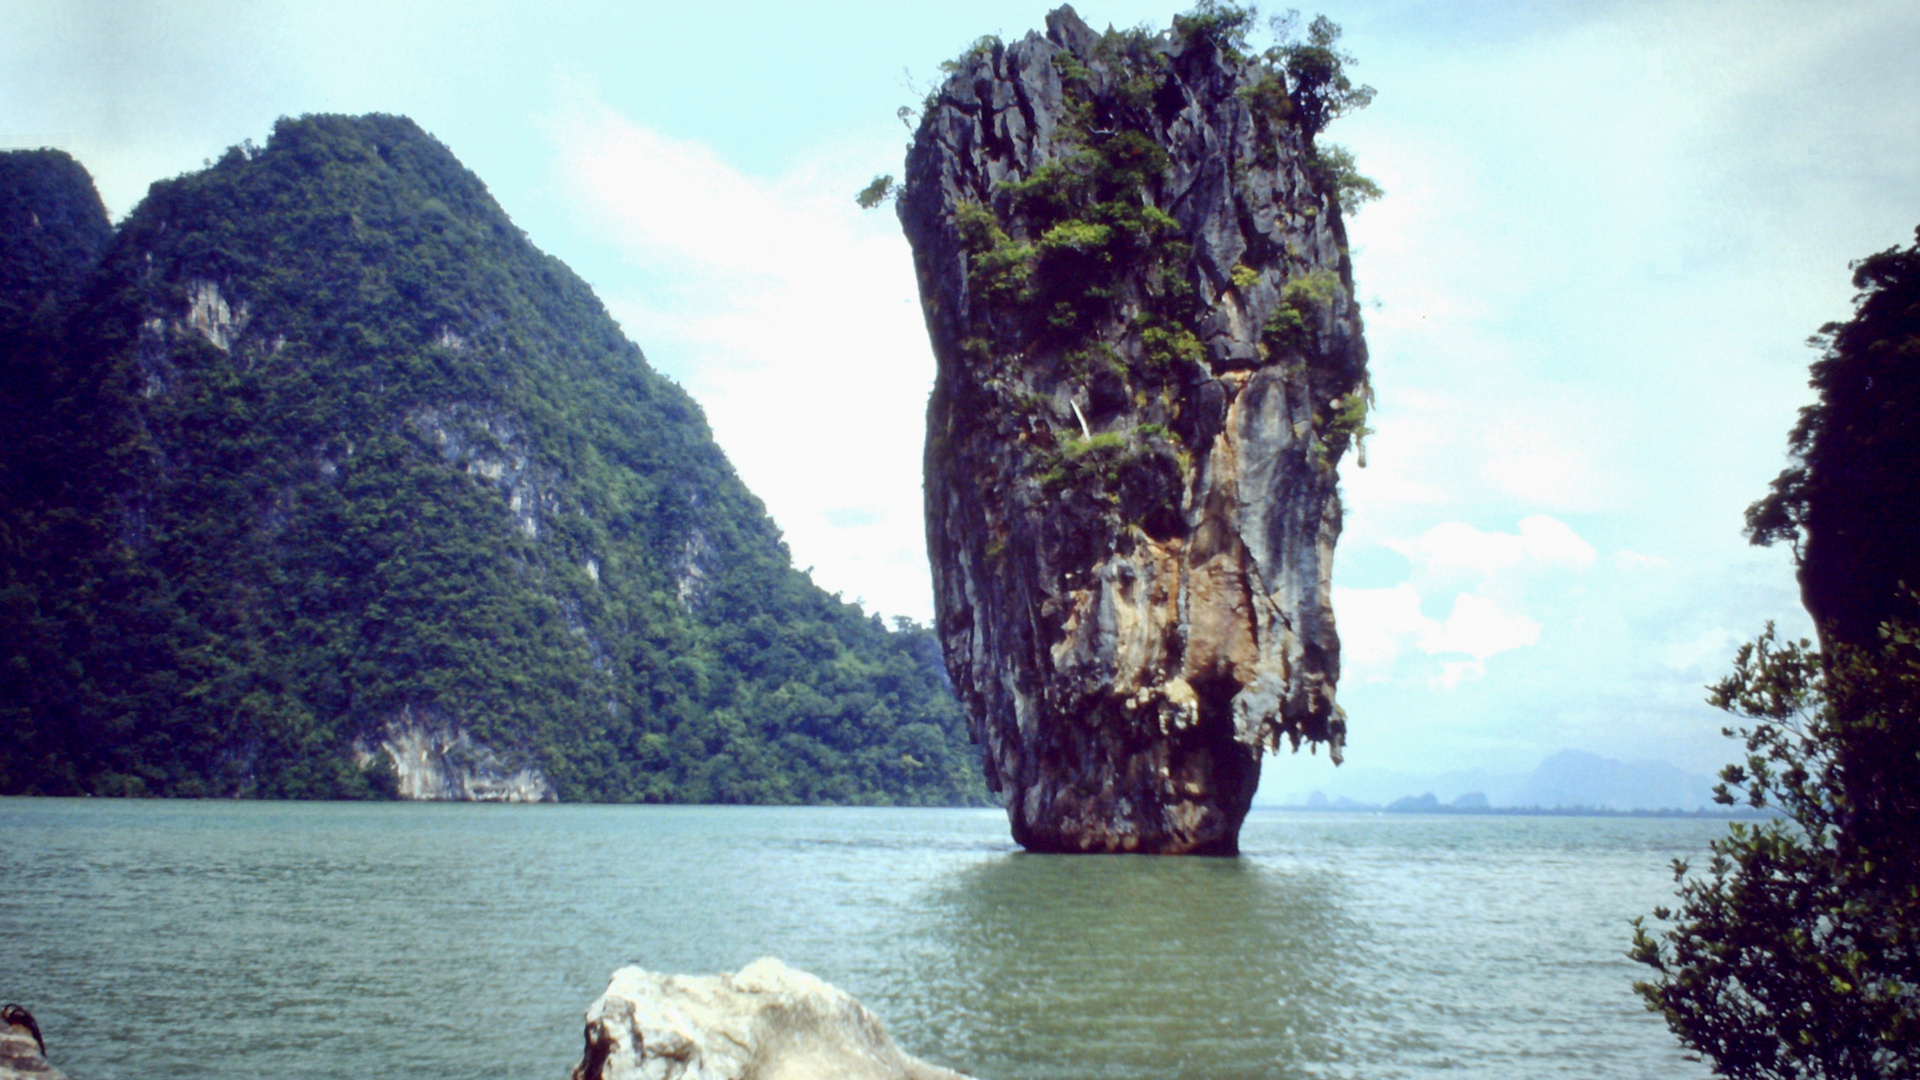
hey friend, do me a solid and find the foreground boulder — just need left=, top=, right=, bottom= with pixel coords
left=899, top=7, right=1371, bottom=852
left=0, top=1005, right=64, bottom=1080
left=573, top=959, right=973, bottom=1080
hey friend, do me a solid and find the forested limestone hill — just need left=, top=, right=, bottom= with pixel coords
left=0, top=117, right=987, bottom=805
left=0, top=150, right=114, bottom=558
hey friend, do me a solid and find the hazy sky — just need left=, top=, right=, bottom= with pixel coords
left=8, top=0, right=1918, bottom=786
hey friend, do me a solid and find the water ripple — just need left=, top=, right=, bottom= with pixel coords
left=0, top=800, right=1716, bottom=1080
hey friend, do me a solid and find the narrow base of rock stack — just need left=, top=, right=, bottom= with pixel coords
left=573, top=958, right=974, bottom=1080
left=1003, top=713, right=1263, bottom=856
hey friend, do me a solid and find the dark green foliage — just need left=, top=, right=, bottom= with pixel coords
left=1265, top=11, right=1375, bottom=138
left=920, top=4, right=1376, bottom=559
left=1171, top=0, right=1258, bottom=56
left=1309, top=143, right=1383, bottom=216
left=0, top=150, right=112, bottom=336
left=0, top=150, right=114, bottom=541
left=948, top=107, right=1196, bottom=535
left=1222, top=9, right=1375, bottom=152
left=1748, top=227, right=1920, bottom=651
left=978, top=131, right=1189, bottom=350
left=0, top=150, right=117, bottom=796
left=1635, top=228, right=1920, bottom=1077
left=856, top=175, right=898, bottom=210
left=0, top=116, right=986, bottom=806
left=1631, top=624, right=1919, bottom=1078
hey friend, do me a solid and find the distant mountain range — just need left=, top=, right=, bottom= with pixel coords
left=1260, top=749, right=1724, bottom=812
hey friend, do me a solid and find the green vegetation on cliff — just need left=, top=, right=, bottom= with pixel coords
left=0, top=117, right=986, bottom=805
left=0, top=150, right=113, bottom=338
left=0, top=150, right=115, bottom=585
left=925, top=5, right=1375, bottom=541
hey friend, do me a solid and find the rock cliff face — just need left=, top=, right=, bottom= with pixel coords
left=352, top=706, right=556, bottom=802
left=900, top=7, right=1369, bottom=853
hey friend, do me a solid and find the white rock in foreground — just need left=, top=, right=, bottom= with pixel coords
left=572, top=958, right=975, bottom=1080
left=1, top=1005, right=65, bottom=1080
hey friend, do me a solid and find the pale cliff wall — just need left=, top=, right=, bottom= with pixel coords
left=353, top=705, right=556, bottom=802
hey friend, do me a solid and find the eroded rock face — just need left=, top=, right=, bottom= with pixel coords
left=351, top=706, right=556, bottom=802
left=901, top=6, right=1368, bottom=853
left=572, top=959, right=973, bottom=1080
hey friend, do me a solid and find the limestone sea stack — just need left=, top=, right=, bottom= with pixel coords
left=900, top=6, right=1371, bottom=853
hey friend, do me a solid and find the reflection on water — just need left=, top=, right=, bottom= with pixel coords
left=0, top=800, right=1719, bottom=1080
left=907, top=855, right=1352, bottom=1079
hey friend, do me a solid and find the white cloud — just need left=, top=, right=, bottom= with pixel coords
left=1335, top=583, right=1427, bottom=672
left=1335, top=584, right=1541, bottom=676
left=1311, top=0, right=1918, bottom=773
left=545, top=84, right=938, bottom=621
left=1335, top=517, right=1586, bottom=688
left=1425, top=592, right=1541, bottom=660
left=1387, top=515, right=1597, bottom=580
left=1478, top=419, right=1615, bottom=510
left=1612, top=550, right=1671, bottom=573
left=1434, top=660, right=1485, bottom=692
left=548, top=93, right=847, bottom=281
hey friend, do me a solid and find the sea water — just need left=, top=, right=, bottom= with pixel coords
left=0, top=799, right=1716, bottom=1079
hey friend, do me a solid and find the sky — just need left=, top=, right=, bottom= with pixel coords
left=7, top=0, right=1919, bottom=790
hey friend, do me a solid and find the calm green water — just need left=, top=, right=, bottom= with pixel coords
left=0, top=799, right=1716, bottom=1079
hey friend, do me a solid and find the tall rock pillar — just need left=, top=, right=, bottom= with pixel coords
left=900, top=6, right=1370, bottom=854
